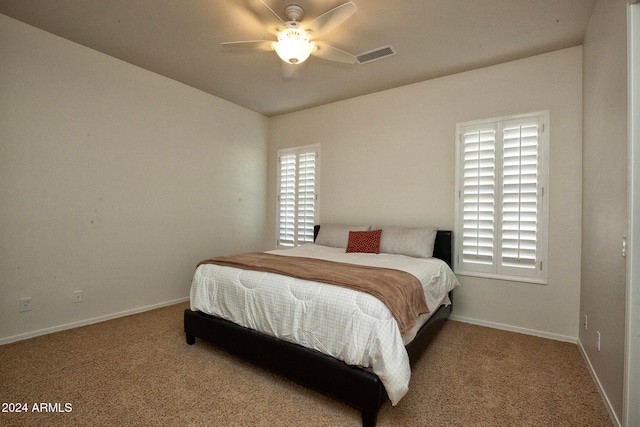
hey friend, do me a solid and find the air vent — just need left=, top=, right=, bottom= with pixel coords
left=356, top=45, right=397, bottom=64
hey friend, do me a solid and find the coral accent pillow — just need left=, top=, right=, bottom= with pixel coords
left=346, top=229, right=382, bottom=254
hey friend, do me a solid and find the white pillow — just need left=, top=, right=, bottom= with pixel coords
left=315, top=224, right=371, bottom=248
left=379, top=227, right=437, bottom=258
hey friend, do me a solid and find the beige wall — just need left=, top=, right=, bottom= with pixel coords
left=627, top=5, right=640, bottom=426
left=0, top=15, right=268, bottom=342
left=580, top=0, right=629, bottom=424
left=268, top=47, right=583, bottom=341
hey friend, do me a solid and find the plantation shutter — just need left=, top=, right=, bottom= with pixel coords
left=278, top=154, right=296, bottom=246
left=296, top=151, right=317, bottom=244
left=501, top=118, right=542, bottom=273
left=461, top=126, right=497, bottom=272
left=455, top=112, right=547, bottom=283
left=277, top=145, right=319, bottom=247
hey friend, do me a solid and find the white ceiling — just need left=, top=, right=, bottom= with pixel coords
left=0, top=0, right=596, bottom=116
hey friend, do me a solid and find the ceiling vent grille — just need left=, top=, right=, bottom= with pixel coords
left=356, top=45, right=397, bottom=64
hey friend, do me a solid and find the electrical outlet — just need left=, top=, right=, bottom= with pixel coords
left=20, top=297, right=31, bottom=312
left=584, top=315, right=588, bottom=330
left=73, top=290, right=83, bottom=303
left=597, top=331, right=601, bottom=351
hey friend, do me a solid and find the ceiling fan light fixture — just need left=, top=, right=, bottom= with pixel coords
left=274, top=28, right=314, bottom=64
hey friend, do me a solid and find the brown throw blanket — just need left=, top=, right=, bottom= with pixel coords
left=197, top=252, right=429, bottom=334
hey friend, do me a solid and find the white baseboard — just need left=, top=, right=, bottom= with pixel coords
left=0, top=297, right=190, bottom=345
left=449, top=314, right=577, bottom=343
left=577, top=338, right=621, bottom=427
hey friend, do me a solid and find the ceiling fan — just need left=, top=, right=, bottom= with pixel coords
left=222, top=1, right=359, bottom=69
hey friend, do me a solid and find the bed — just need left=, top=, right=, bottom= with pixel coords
left=184, top=225, right=459, bottom=426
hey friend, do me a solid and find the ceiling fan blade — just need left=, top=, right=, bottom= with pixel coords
left=221, top=40, right=275, bottom=51
left=245, top=0, right=286, bottom=35
left=311, top=42, right=357, bottom=64
left=305, top=2, right=357, bottom=38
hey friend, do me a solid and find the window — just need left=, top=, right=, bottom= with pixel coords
left=277, top=144, right=320, bottom=247
left=454, top=112, right=549, bottom=283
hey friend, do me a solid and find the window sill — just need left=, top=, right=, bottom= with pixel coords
left=454, top=270, right=548, bottom=285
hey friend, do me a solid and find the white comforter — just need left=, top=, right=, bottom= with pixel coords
left=190, top=243, right=460, bottom=405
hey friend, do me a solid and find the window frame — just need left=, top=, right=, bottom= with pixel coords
left=454, top=111, right=549, bottom=284
left=276, top=144, right=320, bottom=248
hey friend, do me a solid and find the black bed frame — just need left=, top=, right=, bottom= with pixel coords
left=184, top=229, right=453, bottom=427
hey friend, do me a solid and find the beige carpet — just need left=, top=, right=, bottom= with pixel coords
left=0, top=302, right=612, bottom=426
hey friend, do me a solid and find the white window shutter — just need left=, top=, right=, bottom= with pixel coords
left=296, top=152, right=317, bottom=244
left=278, top=154, right=296, bottom=246
left=277, top=145, right=320, bottom=247
left=461, top=126, right=497, bottom=273
left=500, top=119, right=541, bottom=273
left=455, top=112, right=548, bottom=283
